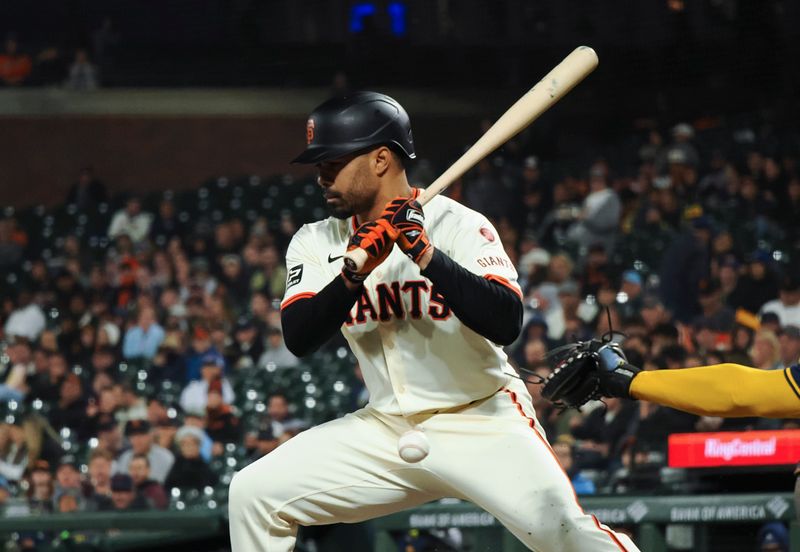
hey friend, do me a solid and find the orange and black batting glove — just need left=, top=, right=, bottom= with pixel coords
left=380, top=196, right=432, bottom=264
left=342, top=219, right=398, bottom=284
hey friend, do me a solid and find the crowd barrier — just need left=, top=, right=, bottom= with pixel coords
left=1, top=493, right=797, bottom=551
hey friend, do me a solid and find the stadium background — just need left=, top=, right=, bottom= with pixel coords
left=1, top=1, right=799, bottom=550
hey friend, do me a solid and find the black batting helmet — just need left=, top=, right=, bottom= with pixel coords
left=291, top=91, right=415, bottom=164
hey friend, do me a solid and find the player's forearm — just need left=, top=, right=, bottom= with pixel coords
left=281, top=275, right=361, bottom=357
left=630, top=364, right=800, bottom=418
left=420, top=248, right=522, bottom=345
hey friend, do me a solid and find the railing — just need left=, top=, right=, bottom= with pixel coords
left=1, top=494, right=798, bottom=551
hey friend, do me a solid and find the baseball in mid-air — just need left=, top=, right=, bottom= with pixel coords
left=398, top=427, right=430, bottom=463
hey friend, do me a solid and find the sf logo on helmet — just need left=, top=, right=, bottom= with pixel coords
left=306, top=119, right=315, bottom=145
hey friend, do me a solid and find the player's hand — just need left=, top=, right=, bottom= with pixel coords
left=596, top=344, right=641, bottom=398
left=342, top=219, right=397, bottom=284
left=380, top=196, right=432, bottom=264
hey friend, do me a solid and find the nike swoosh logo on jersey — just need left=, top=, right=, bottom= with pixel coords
left=328, top=253, right=344, bottom=263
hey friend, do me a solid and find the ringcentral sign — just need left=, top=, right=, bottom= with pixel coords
left=669, top=430, right=800, bottom=468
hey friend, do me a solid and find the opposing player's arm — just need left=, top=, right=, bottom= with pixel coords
left=597, top=346, right=800, bottom=418
left=630, top=363, right=800, bottom=418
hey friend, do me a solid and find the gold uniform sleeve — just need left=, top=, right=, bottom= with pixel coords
left=630, top=363, right=800, bottom=418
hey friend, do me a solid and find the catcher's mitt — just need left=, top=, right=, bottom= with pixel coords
left=539, top=340, right=604, bottom=409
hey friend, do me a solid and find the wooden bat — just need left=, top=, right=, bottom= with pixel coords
left=344, top=45, right=599, bottom=272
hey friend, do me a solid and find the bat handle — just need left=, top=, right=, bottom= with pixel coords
left=343, top=248, right=368, bottom=273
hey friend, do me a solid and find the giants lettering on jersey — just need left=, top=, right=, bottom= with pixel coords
left=344, top=280, right=451, bottom=326
left=476, top=256, right=513, bottom=269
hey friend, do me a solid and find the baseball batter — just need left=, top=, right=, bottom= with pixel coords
left=228, top=91, right=639, bottom=551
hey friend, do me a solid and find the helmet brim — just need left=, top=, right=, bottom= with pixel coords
left=291, top=144, right=361, bottom=165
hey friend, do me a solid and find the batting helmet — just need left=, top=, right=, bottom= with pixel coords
left=291, top=91, right=415, bottom=164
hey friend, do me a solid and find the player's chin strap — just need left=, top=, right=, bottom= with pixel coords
left=509, top=306, right=625, bottom=387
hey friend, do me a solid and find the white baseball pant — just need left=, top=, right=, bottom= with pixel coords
left=229, top=378, right=639, bottom=551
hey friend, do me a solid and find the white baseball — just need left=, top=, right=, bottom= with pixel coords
left=398, top=427, right=430, bottom=463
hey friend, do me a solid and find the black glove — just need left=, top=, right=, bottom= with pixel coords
left=541, top=342, right=602, bottom=408
left=541, top=341, right=641, bottom=408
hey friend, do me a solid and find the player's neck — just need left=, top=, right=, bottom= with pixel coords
left=357, top=175, right=412, bottom=223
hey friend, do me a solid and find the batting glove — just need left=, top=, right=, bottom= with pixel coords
left=380, top=196, right=432, bottom=264
left=342, top=219, right=398, bottom=284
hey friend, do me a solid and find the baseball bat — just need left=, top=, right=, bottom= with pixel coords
left=344, top=45, right=599, bottom=272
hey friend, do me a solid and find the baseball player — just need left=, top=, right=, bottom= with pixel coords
left=228, top=91, right=639, bottom=551
left=594, top=346, right=800, bottom=418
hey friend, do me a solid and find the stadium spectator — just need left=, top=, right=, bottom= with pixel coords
left=107, top=474, right=148, bottom=511
left=54, top=487, right=85, bottom=513
left=116, top=383, right=148, bottom=426
left=695, top=278, right=735, bottom=333
left=567, top=164, right=622, bottom=256
left=26, top=460, right=54, bottom=514
left=205, top=379, right=240, bottom=454
left=165, top=426, right=217, bottom=491
left=65, top=166, right=108, bottom=208
left=218, top=254, right=250, bottom=313
left=0, top=34, right=32, bottom=86
left=779, top=326, right=800, bottom=369
left=266, top=392, right=303, bottom=441
left=552, top=435, right=595, bottom=496
left=756, top=521, right=789, bottom=552
left=227, top=316, right=263, bottom=370
left=181, top=413, right=214, bottom=461
left=180, top=356, right=235, bottom=415
left=107, top=196, right=152, bottom=244
left=246, top=427, right=280, bottom=464
left=571, top=397, right=637, bottom=470
left=122, top=305, right=165, bottom=360
left=728, top=251, right=780, bottom=314
left=0, top=414, right=62, bottom=484
left=0, top=476, right=10, bottom=510
left=750, top=330, right=782, bottom=371
left=65, top=48, right=99, bottom=90
left=0, top=337, right=31, bottom=401
left=153, top=416, right=180, bottom=452
left=760, top=276, right=800, bottom=328
left=184, top=327, right=222, bottom=382
left=50, top=373, right=87, bottom=434
left=115, top=420, right=174, bottom=484
left=3, top=290, right=46, bottom=343
left=128, top=454, right=168, bottom=509
left=0, top=218, right=25, bottom=268
left=87, top=449, right=113, bottom=499
left=257, top=327, right=299, bottom=369
left=149, top=198, right=184, bottom=245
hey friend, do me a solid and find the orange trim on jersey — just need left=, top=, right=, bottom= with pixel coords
left=412, top=187, right=421, bottom=199
left=484, top=274, right=523, bottom=299
left=502, top=389, right=630, bottom=552
left=280, top=292, right=316, bottom=310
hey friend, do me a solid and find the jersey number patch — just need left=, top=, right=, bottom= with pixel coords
left=287, top=264, right=304, bottom=289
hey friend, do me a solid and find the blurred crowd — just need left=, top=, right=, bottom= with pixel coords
left=0, top=23, right=113, bottom=89
left=0, top=111, right=799, bottom=551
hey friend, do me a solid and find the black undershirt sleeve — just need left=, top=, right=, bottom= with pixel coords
left=281, top=275, right=361, bottom=357
left=420, top=248, right=523, bottom=345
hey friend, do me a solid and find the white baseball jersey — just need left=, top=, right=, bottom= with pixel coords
left=281, top=193, right=522, bottom=416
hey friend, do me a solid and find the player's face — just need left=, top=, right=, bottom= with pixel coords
left=317, top=152, right=378, bottom=219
